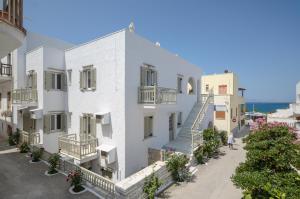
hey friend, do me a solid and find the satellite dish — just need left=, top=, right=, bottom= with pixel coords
left=129, top=22, right=135, bottom=32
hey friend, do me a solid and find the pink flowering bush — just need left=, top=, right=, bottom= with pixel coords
left=66, top=170, right=84, bottom=192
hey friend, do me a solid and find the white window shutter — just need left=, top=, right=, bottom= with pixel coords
left=43, top=114, right=51, bottom=134
left=80, top=116, right=84, bottom=134
left=90, top=116, right=96, bottom=137
left=91, top=68, right=96, bottom=90
left=44, top=71, right=52, bottom=91
left=61, top=73, right=67, bottom=91
left=79, top=71, right=84, bottom=90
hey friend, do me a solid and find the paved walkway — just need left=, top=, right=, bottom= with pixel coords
left=160, top=131, right=247, bottom=199
left=0, top=139, right=98, bottom=199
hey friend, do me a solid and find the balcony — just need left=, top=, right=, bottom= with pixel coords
left=0, top=0, right=26, bottom=58
left=20, top=130, right=40, bottom=146
left=138, top=86, right=177, bottom=104
left=58, top=134, right=98, bottom=163
left=12, top=88, right=38, bottom=106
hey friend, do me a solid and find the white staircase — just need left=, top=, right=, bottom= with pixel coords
left=163, top=94, right=213, bottom=154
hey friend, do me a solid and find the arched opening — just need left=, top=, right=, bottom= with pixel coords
left=187, top=77, right=195, bottom=95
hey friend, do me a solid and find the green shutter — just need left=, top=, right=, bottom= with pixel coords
left=61, top=73, right=67, bottom=91
left=43, top=114, right=51, bottom=134
left=140, top=66, right=146, bottom=86
left=90, top=116, right=96, bottom=137
left=153, top=70, right=157, bottom=86
left=61, top=113, right=66, bottom=131
left=91, top=68, right=96, bottom=90
left=44, top=71, right=52, bottom=91
left=32, top=72, right=37, bottom=89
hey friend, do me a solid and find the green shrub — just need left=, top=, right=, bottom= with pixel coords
left=219, top=131, right=228, bottom=146
left=193, top=146, right=204, bottom=164
left=143, top=173, right=162, bottom=199
left=31, top=148, right=43, bottom=162
left=202, top=128, right=220, bottom=158
left=19, top=142, right=30, bottom=153
left=166, top=153, right=190, bottom=182
left=8, top=135, right=16, bottom=146
left=14, top=130, right=20, bottom=145
left=67, top=170, right=84, bottom=192
left=48, top=153, right=60, bottom=174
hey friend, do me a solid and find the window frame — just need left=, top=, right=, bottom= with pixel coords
left=144, top=116, right=154, bottom=139
left=51, top=72, right=64, bottom=90
left=50, top=113, right=63, bottom=132
left=218, top=85, right=228, bottom=95
left=215, top=111, right=226, bottom=120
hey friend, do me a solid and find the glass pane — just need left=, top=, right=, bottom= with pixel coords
left=87, top=70, right=91, bottom=88
left=56, top=114, right=61, bottom=130
left=57, top=74, right=62, bottom=89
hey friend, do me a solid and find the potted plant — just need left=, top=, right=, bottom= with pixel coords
left=67, top=170, right=85, bottom=194
left=31, top=148, right=43, bottom=162
left=19, top=142, right=30, bottom=153
left=143, top=173, right=163, bottom=199
left=46, top=153, right=60, bottom=175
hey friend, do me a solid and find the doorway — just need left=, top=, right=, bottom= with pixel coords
left=169, top=113, right=175, bottom=141
left=23, top=111, right=35, bottom=132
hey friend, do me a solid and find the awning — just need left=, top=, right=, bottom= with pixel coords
left=96, top=144, right=116, bottom=152
left=95, top=111, right=110, bottom=116
left=30, top=108, right=43, bottom=119
left=214, top=105, right=227, bottom=111
left=17, top=106, right=28, bottom=111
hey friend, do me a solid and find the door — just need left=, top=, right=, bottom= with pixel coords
left=169, top=113, right=175, bottom=141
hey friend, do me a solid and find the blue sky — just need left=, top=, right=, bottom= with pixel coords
left=24, top=0, right=300, bottom=102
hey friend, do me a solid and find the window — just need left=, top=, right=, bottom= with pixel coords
left=67, top=69, right=72, bottom=85
left=216, top=111, right=225, bottom=120
left=27, top=71, right=36, bottom=89
left=144, top=116, right=153, bottom=139
left=218, top=85, right=227, bottom=95
left=50, top=113, right=64, bottom=131
left=140, top=66, right=157, bottom=86
left=0, top=93, right=1, bottom=109
left=205, top=84, right=209, bottom=92
left=80, top=66, right=96, bottom=90
left=7, top=92, right=11, bottom=110
left=7, top=53, right=11, bottom=65
left=177, top=76, right=183, bottom=93
left=187, top=77, right=195, bottom=95
left=80, top=114, right=96, bottom=136
left=51, top=73, right=63, bottom=90
left=177, top=112, right=182, bottom=127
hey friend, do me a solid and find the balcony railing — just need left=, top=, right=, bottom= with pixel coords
left=58, top=134, right=98, bottom=160
left=20, top=130, right=40, bottom=145
left=0, top=63, right=12, bottom=77
left=0, top=0, right=26, bottom=34
left=12, top=88, right=38, bottom=104
left=138, top=86, right=177, bottom=104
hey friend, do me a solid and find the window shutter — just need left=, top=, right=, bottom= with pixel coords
left=153, top=70, right=157, bottom=86
left=90, top=116, right=96, bottom=137
left=43, top=114, right=51, bottom=134
left=32, top=72, right=37, bottom=89
left=91, top=68, right=96, bottom=90
left=44, top=71, right=52, bottom=91
left=61, top=73, right=67, bottom=91
left=61, top=113, right=66, bottom=131
left=79, top=71, right=84, bottom=90
left=80, top=116, right=84, bottom=134
left=140, top=66, right=146, bottom=86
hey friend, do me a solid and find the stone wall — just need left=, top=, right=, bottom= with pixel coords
left=115, top=161, right=172, bottom=199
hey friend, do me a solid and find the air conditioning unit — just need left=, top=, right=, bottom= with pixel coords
left=98, top=144, right=116, bottom=167
left=95, top=112, right=110, bottom=125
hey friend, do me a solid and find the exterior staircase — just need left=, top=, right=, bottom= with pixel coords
left=164, top=94, right=214, bottom=154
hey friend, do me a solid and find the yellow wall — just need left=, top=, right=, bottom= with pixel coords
left=202, top=72, right=245, bottom=134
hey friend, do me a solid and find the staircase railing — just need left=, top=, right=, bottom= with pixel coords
left=191, top=90, right=214, bottom=151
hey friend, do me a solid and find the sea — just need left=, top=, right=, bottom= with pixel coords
left=246, top=102, right=290, bottom=113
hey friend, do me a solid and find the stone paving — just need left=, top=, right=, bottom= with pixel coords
left=0, top=139, right=99, bottom=199
left=159, top=128, right=249, bottom=199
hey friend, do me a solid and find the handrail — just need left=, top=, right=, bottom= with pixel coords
left=0, top=63, right=12, bottom=76
left=12, top=88, right=38, bottom=104
left=138, top=86, right=177, bottom=104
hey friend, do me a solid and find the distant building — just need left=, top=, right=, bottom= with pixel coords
left=202, top=71, right=246, bottom=135
left=267, top=81, right=300, bottom=137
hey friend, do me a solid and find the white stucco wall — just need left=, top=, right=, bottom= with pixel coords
left=124, top=30, right=201, bottom=177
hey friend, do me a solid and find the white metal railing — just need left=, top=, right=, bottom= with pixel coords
left=138, top=86, right=177, bottom=104
left=58, top=134, right=98, bottom=160
left=191, top=91, right=214, bottom=151
left=12, top=88, right=38, bottom=104
left=20, top=130, right=40, bottom=145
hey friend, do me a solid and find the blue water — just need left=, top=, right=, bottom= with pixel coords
left=246, top=102, right=290, bottom=113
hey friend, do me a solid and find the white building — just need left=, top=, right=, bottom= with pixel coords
left=267, top=81, right=300, bottom=136
left=2, top=26, right=213, bottom=183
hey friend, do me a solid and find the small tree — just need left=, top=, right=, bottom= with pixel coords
left=31, top=148, right=43, bottom=162
left=19, top=142, right=30, bottom=153
left=67, top=170, right=84, bottom=192
left=143, top=173, right=162, bottom=199
left=202, top=128, right=220, bottom=157
left=48, top=153, right=60, bottom=174
left=166, top=153, right=190, bottom=182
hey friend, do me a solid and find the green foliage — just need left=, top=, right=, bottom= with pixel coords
left=219, top=131, right=228, bottom=146
left=232, top=125, right=300, bottom=199
left=14, top=130, right=20, bottom=145
left=19, top=142, right=30, bottom=153
left=8, top=135, right=16, bottom=146
left=48, top=153, right=60, bottom=174
left=166, top=153, right=191, bottom=182
left=143, top=173, right=163, bottom=199
left=67, top=170, right=84, bottom=192
left=8, top=130, right=21, bottom=146
left=202, top=128, right=220, bottom=158
left=31, top=148, right=43, bottom=162
left=193, top=146, right=204, bottom=164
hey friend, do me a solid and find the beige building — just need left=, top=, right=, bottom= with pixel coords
left=202, top=71, right=246, bottom=135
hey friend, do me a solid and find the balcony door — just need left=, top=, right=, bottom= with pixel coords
left=169, top=113, right=175, bottom=141
left=140, top=66, right=157, bottom=86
